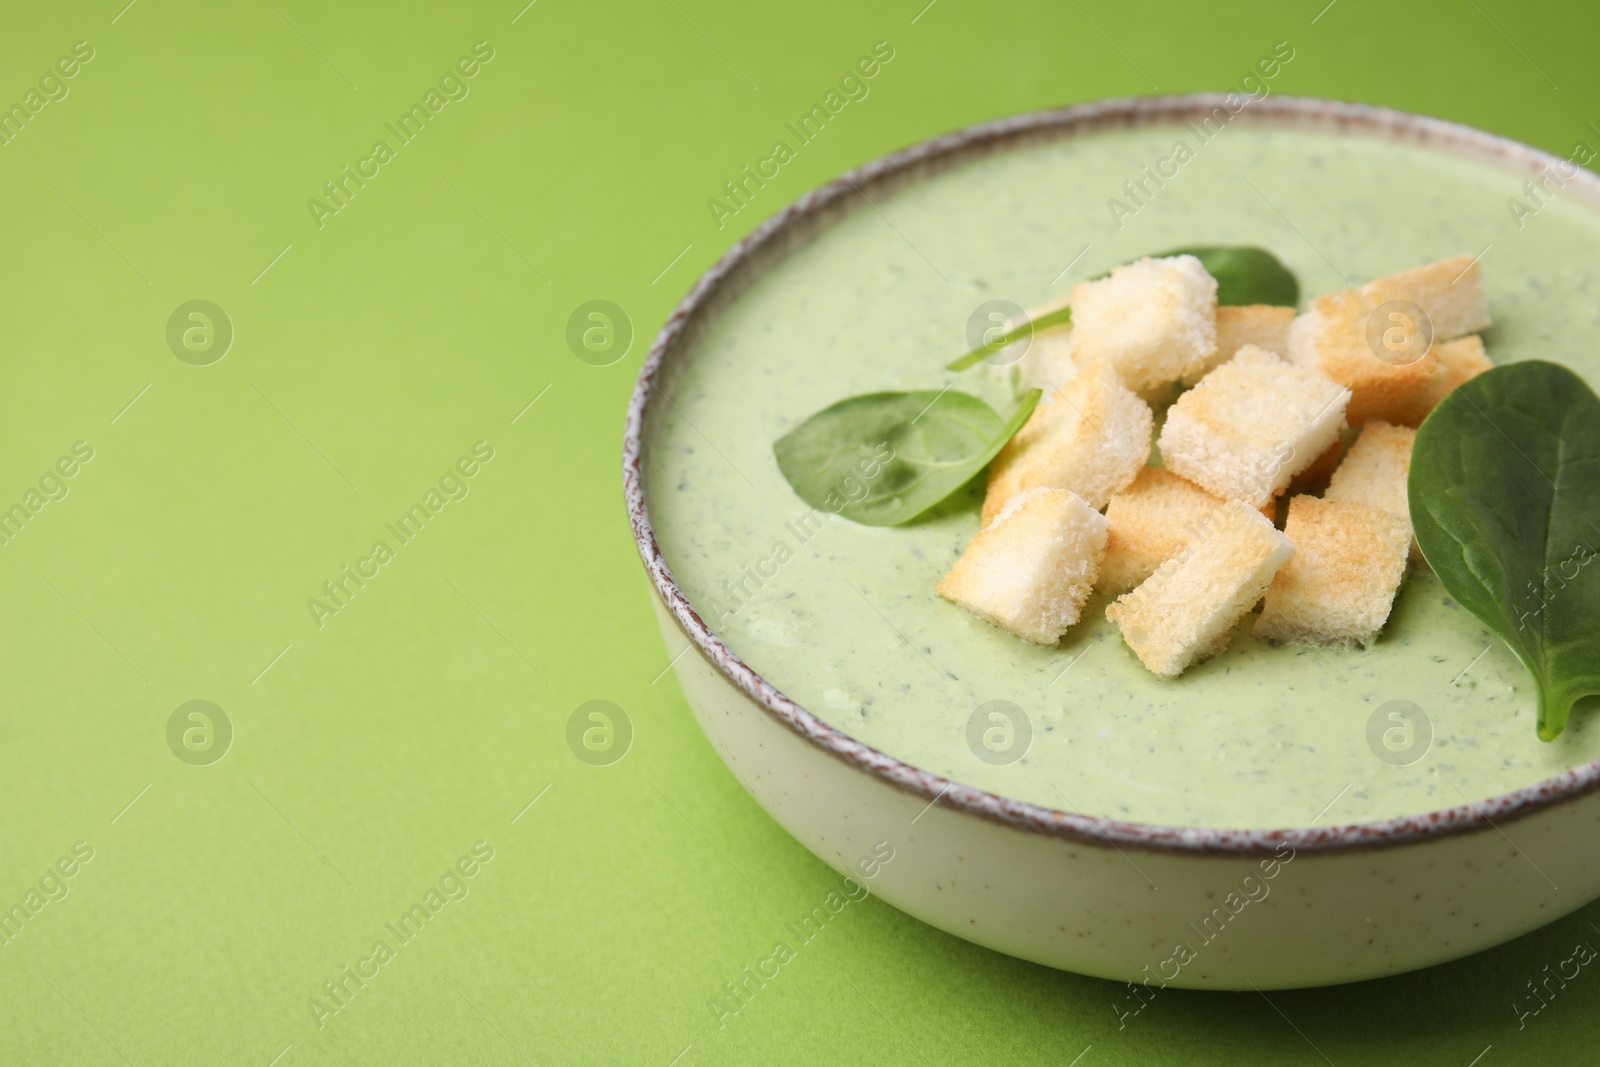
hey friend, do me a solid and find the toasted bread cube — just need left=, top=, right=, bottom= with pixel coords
left=1325, top=421, right=1414, bottom=521
left=1106, top=500, right=1293, bottom=676
left=1325, top=420, right=1418, bottom=561
left=1362, top=254, right=1490, bottom=340
left=1014, top=321, right=1079, bottom=396
left=1099, top=468, right=1232, bottom=593
left=1182, top=304, right=1296, bottom=385
left=1288, top=256, right=1490, bottom=425
left=1418, top=334, right=1493, bottom=415
left=1287, top=292, right=1442, bottom=426
left=1069, top=255, right=1218, bottom=391
left=936, top=488, right=1108, bottom=645
left=1256, top=497, right=1411, bottom=647
left=1217, top=303, right=1297, bottom=356
left=1157, top=346, right=1350, bottom=509
left=1014, top=298, right=1184, bottom=403
left=983, top=359, right=1153, bottom=523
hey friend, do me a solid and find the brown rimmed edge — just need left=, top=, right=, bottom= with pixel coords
left=622, top=92, right=1600, bottom=857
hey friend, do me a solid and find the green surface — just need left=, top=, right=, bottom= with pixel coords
left=0, top=0, right=1594, bottom=1063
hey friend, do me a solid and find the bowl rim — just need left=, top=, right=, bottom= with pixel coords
left=622, top=92, right=1600, bottom=857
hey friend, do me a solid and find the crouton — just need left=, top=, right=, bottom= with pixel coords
left=983, top=359, right=1153, bottom=523
left=1099, top=468, right=1235, bottom=593
left=1014, top=321, right=1079, bottom=396
left=1361, top=254, right=1490, bottom=341
left=1069, top=255, right=1218, bottom=391
left=1016, top=327, right=1176, bottom=407
left=1156, top=345, right=1350, bottom=509
left=1256, top=496, right=1411, bottom=647
left=1325, top=421, right=1413, bottom=520
left=1418, top=334, right=1493, bottom=415
left=1287, top=291, right=1442, bottom=426
left=1324, top=420, right=1418, bottom=561
left=1105, top=499, right=1294, bottom=676
left=1288, top=256, right=1491, bottom=426
left=1182, top=304, right=1296, bottom=385
left=936, top=488, right=1108, bottom=645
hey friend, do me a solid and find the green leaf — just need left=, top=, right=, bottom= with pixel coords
left=1409, top=361, right=1600, bottom=741
left=774, top=389, right=1041, bottom=526
left=1147, top=245, right=1299, bottom=307
left=947, top=305, right=1072, bottom=372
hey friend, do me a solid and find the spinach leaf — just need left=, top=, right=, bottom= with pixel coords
left=1149, top=246, right=1300, bottom=307
left=774, top=389, right=1041, bottom=526
left=1409, top=361, right=1600, bottom=741
left=947, top=305, right=1073, bottom=372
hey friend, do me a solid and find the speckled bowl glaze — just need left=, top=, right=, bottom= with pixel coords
left=623, top=94, right=1600, bottom=990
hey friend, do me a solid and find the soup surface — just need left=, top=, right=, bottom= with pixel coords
left=646, top=121, right=1600, bottom=829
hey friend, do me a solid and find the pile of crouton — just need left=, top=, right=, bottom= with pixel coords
left=936, top=253, right=1492, bottom=677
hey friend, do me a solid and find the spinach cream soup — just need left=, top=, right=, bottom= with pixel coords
left=646, top=124, right=1600, bottom=829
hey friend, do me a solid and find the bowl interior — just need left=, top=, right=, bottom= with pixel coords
left=626, top=95, right=1600, bottom=853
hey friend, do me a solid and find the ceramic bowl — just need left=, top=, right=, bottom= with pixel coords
left=622, top=94, right=1600, bottom=990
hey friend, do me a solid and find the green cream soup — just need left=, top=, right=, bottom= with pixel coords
left=646, top=123, right=1600, bottom=829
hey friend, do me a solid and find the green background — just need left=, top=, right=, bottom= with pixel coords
left=0, top=0, right=1593, bottom=1063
